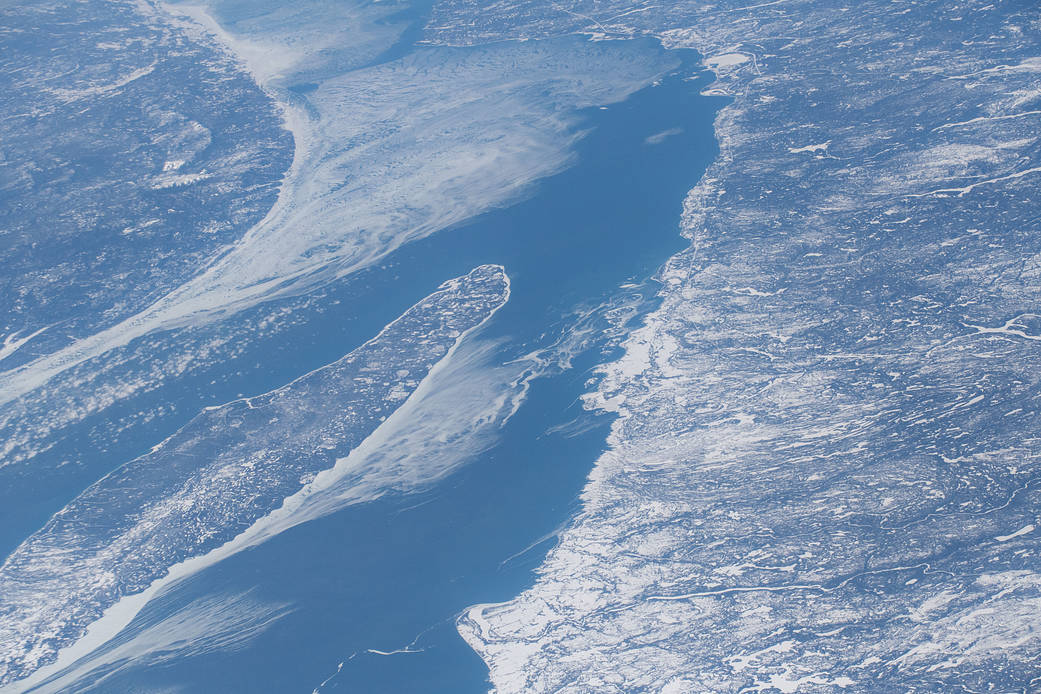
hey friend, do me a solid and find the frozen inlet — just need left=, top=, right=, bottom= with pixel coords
left=0, top=264, right=509, bottom=688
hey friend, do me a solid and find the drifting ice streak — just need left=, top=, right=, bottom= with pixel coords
left=0, top=265, right=509, bottom=687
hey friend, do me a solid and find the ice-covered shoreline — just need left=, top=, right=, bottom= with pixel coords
left=433, top=0, right=1041, bottom=690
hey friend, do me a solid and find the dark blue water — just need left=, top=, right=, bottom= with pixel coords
left=59, top=43, right=725, bottom=693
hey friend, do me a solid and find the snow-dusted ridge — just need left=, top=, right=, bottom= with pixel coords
left=0, top=265, right=508, bottom=690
